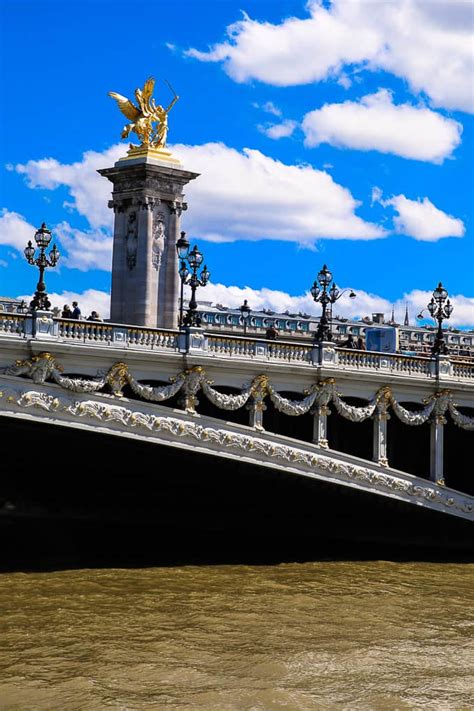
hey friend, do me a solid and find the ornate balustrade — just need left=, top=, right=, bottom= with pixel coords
left=0, top=313, right=27, bottom=336
left=57, top=319, right=114, bottom=343
left=206, top=334, right=313, bottom=363
left=56, top=319, right=178, bottom=350
left=336, top=348, right=431, bottom=376
left=206, top=334, right=258, bottom=358
left=452, top=360, right=474, bottom=379
left=1, top=312, right=473, bottom=384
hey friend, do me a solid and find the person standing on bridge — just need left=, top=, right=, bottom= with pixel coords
left=71, top=301, right=82, bottom=319
left=265, top=322, right=279, bottom=341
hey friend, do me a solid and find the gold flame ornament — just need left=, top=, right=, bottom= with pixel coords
left=109, top=77, right=179, bottom=149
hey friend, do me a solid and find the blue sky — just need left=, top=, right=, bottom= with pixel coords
left=1, top=0, right=473, bottom=326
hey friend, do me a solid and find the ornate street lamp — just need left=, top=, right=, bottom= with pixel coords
left=24, top=223, right=60, bottom=311
left=176, top=231, right=190, bottom=327
left=417, top=282, right=453, bottom=355
left=311, top=264, right=356, bottom=342
left=176, top=234, right=210, bottom=327
left=239, top=299, right=251, bottom=335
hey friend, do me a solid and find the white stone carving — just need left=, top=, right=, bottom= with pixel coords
left=152, top=211, right=165, bottom=271
left=448, top=402, right=474, bottom=430
left=201, top=380, right=252, bottom=410
left=125, top=211, right=138, bottom=270
left=127, top=373, right=186, bottom=402
left=391, top=398, right=436, bottom=426
left=52, top=372, right=106, bottom=393
left=267, top=383, right=319, bottom=416
left=332, top=391, right=378, bottom=422
left=2, top=355, right=473, bottom=431
left=1, top=384, right=472, bottom=518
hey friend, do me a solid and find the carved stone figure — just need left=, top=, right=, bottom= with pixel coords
left=152, top=212, right=166, bottom=271
left=125, top=212, right=138, bottom=270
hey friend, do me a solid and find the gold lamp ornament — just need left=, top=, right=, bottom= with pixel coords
left=109, top=77, right=180, bottom=162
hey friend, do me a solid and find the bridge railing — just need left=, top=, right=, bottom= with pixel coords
left=1, top=311, right=473, bottom=382
left=56, top=319, right=179, bottom=350
left=0, top=313, right=28, bottom=337
left=451, top=359, right=474, bottom=380
left=206, top=333, right=313, bottom=363
left=335, top=348, right=432, bottom=376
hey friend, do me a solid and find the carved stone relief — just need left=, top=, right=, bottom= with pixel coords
left=152, top=211, right=166, bottom=271
left=125, top=211, right=138, bottom=270
left=1, top=353, right=473, bottom=430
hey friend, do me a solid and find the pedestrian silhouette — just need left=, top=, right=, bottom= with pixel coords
left=71, top=301, right=81, bottom=319
left=265, top=323, right=279, bottom=340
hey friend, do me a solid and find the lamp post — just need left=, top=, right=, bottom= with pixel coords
left=24, top=223, right=60, bottom=311
left=176, top=231, right=190, bottom=327
left=176, top=233, right=210, bottom=327
left=417, top=282, right=453, bottom=355
left=239, top=299, right=251, bottom=335
left=311, top=264, right=355, bottom=341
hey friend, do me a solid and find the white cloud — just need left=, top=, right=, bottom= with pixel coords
left=16, top=142, right=385, bottom=251
left=302, top=90, right=462, bottom=162
left=15, top=144, right=124, bottom=229
left=253, top=101, right=282, bottom=116
left=173, top=142, right=385, bottom=242
left=186, top=5, right=380, bottom=85
left=373, top=189, right=465, bottom=240
left=0, top=259, right=8, bottom=268
left=54, top=222, right=113, bottom=272
left=0, top=209, right=37, bottom=251
left=186, top=0, right=474, bottom=113
left=0, top=209, right=113, bottom=272
left=259, top=119, right=298, bottom=140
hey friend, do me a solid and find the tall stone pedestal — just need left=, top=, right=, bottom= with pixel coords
left=98, top=149, right=199, bottom=329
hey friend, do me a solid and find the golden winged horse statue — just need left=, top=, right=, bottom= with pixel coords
left=109, top=77, right=179, bottom=149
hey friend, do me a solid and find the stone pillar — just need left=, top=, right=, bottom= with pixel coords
left=159, top=202, right=187, bottom=329
left=246, top=375, right=268, bottom=430
left=135, top=197, right=157, bottom=325
left=109, top=201, right=127, bottom=323
left=98, top=154, right=199, bottom=328
left=372, top=411, right=389, bottom=467
left=311, top=405, right=329, bottom=448
left=372, top=392, right=390, bottom=467
left=247, top=399, right=266, bottom=429
left=430, top=415, right=445, bottom=485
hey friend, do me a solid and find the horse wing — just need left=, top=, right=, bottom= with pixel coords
left=108, top=92, right=141, bottom=121
left=142, top=77, right=155, bottom=105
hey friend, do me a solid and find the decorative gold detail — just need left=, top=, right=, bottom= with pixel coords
left=179, top=366, right=206, bottom=413
left=1, top=384, right=473, bottom=519
left=250, top=374, right=269, bottom=397
left=105, top=362, right=130, bottom=397
left=109, top=77, right=179, bottom=154
left=7, top=352, right=63, bottom=384
left=378, top=385, right=392, bottom=403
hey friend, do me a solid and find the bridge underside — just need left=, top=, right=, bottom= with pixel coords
left=1, top=415, right=472, bottom=569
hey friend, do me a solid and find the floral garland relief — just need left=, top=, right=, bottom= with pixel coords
left=1, top=352, right=473, bottom=430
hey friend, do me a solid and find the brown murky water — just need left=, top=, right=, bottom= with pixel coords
left=0, top=562, right=473, bottom=710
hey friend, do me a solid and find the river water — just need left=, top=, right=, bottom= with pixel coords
left=0, top=562, right=473, bottom=710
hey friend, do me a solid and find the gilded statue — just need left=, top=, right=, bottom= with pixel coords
left=109, top=77, right=179, bottom=149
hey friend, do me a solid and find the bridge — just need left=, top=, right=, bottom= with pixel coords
left=1, top=310, right=473, bottom=559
